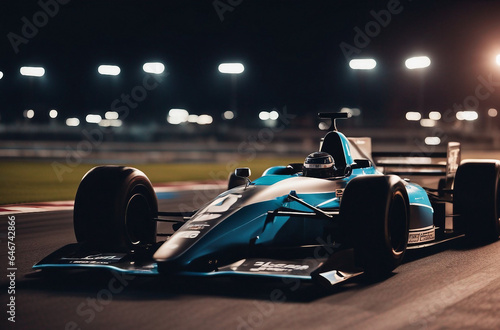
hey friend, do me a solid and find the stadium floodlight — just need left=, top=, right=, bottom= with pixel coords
left=223, top=111, right=235, bottom=120
left=167, top=108, right=189, bottom=125
left=105, top=111, right=119, bottom=120
left=429, top=111, right=441, bottom=120
left=66, top=118, right=80, bottom=127
left=425, top=137, right=441, bottom=146
left=188, top=114, right=199, bottom=123
left=259, top=111, right=270, bottom=121
left=488, top=108, right=498, bottom=117
left=269, top=110, right=279, bottom=120
left=0, top=71, right=3, bottom=79
left=197, top=115, right=213, bottom=125
left=456, top=111, right=478, bottom=121
left=349, top=59, right=376, bottom=70
left=24, top=109, right=35, bottom=119
left=20, top=66, right=45, bottom=77
left=98, top=65, right=121, bottom=76
left=143, top=62, right=165, bottom=74
left=86, top=114, right=102, bottom=124
left=49, top=109, right=58, bottom=119
left=420, top=119, right=436, bottom=127
left=99, top=119, right=122, bottom=127
left=218, top=63, right=244, bottom=74
left=405, top=56, right=431, bottom=70
left=405, top=111, right=422, bottom=121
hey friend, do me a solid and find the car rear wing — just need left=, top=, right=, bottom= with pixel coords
left=372, top=142, right=461, bottom=180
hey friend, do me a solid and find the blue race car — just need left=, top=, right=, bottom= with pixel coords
left=34, top=113, right=500, bottom=286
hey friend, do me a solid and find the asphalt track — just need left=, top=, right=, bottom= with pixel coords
left=2, top=189, right=500, bottom=329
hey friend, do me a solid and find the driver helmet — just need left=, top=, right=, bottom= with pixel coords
left=303, top=152, right=337, bottom=178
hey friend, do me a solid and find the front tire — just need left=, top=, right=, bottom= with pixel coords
left=454, top=160, right=500, bottom=243
left=341, top=175, right=410, bottom=279
left=74, top=166, right=158, bottom=251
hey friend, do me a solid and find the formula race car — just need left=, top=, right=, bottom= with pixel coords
left=34, top=113, right=500, bottom=286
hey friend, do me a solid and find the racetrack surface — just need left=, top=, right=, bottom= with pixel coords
left=1, top=190, right=500, bottom=329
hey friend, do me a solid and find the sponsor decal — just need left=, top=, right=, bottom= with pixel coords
left=81, top=254, right=122, bottom=261
left=336, top=189, right=345, bottom=201
left=249, top=261, right=309, bottom=272
left=408, top=228, right=435, bottom=244
left=70, top=260, right=118, bottom=265
left=176, top=231, right=201, bottom=239
left=191, top=213, right=220, bottom=222
left=61, top=254, right=124, bottom=265
left=186, top=224, right=210, bottom=231
left=191, top=193, right=242, bottom=222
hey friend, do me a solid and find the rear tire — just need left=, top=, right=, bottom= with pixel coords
left=74, top=166, right=158, bottom=251
left=341, top=175, right=410, bottom=279
left=453, top=160, right=500, bottom=243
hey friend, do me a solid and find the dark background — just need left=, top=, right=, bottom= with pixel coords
left=1, top=0, right=500, bottom=127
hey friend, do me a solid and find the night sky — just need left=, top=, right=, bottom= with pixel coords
left=1, top=0, right=500, bottom=126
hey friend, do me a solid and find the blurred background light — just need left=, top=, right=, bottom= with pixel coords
left=20, top=66, right=45, bottom=77
left=318, top=122, right=329, bottom=130
left=259, top=111, right=270, bottom=121
left=218, top=63, right=244, bottom=74
left=223, top=110, right=234, bottom=120
left=0, top=71, right=3, bottom=79
left=488, top=108, right=498, bottom=117
left=49, top=109, right=58, bottom=119
left=105, top=111, right=119, bottom=120
left=143, top=62, right=165, bottom=74
left=405, top=111, right=422, bottom=121
left=456, top=110, right=478, bottom=121
left=98, top=65, right=121, bottom=76
left=405, top=56, right=431, bottom=69
left=420, top=119, right=436, bottom=127
left=188, top=114, right=199, bottom=123
left=86, top=114, right=102, bottom=124
left=341, top=107, right=362, bottom=117
left=269, top=110, right=279, bottom=120
left=425, top=136, right=441, bottom=145
left=66, top=118, right=80, bottom=127
left=349, top=59, right=376, bottom=70
left=24, top=109, right=35, bottom=119
left=167, top=108, right=189, bottom=124
left=496, top=54, right=500, bottom=66
left=99, top=119, right=122, bottom=127
left=429, top=111, right=441, bottom=120
left=197, top=114, right=213, bottom=125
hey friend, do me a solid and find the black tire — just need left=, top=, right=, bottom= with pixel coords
left=340, top=175, right=410, bottom=278
left=228, top=172, right=246, bottom=190
left=74, top=166, right=158, bottom=251
left=453, top=160, right=500, bottom=243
